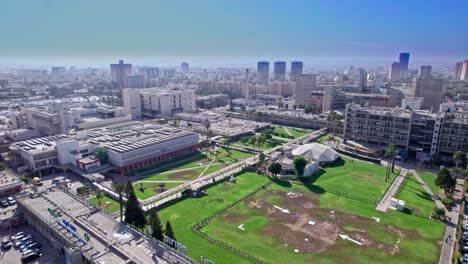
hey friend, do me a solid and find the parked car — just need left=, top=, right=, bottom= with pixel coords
left=1, top=236, right=12, bottom=250
left=14, top=236, right=32, bottom=248
left=19, top=240, right=35, bottom=251
left=21, top=251, right=40, bottom=262
left=12, top=233, right=26, bottom=243
left=26, top=242, right=41, bottom=251
left=462, top=246, right=468, bottom=253
left=7, top=197, right=16, bottom=205
left=0, top=200, right=9, bottom=208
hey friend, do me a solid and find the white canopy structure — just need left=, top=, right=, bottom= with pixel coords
left=291, top=143, right=339, bottom=163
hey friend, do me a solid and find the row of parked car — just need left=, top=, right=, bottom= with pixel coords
left=460, top=208, right=468, bottom=263
left=1, top=231, right=42, bottom=262
left=0, top=197, right=16, bottom=207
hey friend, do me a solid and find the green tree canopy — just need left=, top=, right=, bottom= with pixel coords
left=95, top=148, right=109, bottom=164
left=435, top=168, right=456, bottom=195
left=149, top=210, right=164, bottom=241
left=268, top=162, right=282, bottom=176
left=124, top=181, right=146, bottom=229
left=165, top=221, right=176, bottom=241
left=293, top=156, right=308, bottom=177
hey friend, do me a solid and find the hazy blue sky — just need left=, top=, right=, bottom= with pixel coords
left=1, top=0, right=467, bottom=66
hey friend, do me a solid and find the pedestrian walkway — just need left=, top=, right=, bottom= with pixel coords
left=376, top=169, right=408, bottom=212
left=282, top=126, right=293, bottom=137
left=439, top=179, right=464, bottom=264
left=411, top=170, right=446, bottom=212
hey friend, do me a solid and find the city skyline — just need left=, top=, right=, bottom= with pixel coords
left=1, top=0, right=467, bottom=67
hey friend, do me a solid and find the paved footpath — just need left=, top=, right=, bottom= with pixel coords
left=439, top=178, right=464, bottom=264
left=376, top=169, right=408, bottom=212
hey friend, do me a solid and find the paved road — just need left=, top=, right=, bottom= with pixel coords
left=411, top=170, right=446, bottom=212
left=439, top=178, right=464, bottom=264
left=376, top=169, right=408, bottom=212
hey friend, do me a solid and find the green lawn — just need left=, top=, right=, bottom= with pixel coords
left=156, top=172, right=270, bottom=263
left=315, top=134, right=329, bottom=143
left=303, top=157, right=399, bottom=203
left=233, top=139, right=282, bottom=150
left=89, top=194, right=120, bottom=214
left=272, top=126, right=310, bottom=139
left=417, top=171, right=441, bottom=195
left=396, top=175, right=436, bottom=218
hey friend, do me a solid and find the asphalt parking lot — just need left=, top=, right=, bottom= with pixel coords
left=0, top=224, right=65, bottom=263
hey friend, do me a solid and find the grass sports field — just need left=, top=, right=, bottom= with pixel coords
left=155, top=158, right=443, bottom=263
left=131, top=148, right=253, bottom=200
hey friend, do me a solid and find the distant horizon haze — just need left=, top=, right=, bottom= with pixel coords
left=1, top=0, right=467, bottom=68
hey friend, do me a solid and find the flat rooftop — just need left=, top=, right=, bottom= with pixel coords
left=12, top=121, right=198, bottom=155
left=350, top=105, right=412, bottom=118
left=0, top=170, right=24, bottom=189
left=17, top=186, right=180, bottom=264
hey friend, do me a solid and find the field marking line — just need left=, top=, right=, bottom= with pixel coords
left=338, top=234, right=363, bottom=246
left=238, top=224, right=245, bottom=230
left=273, top=205, right=290, bottom=214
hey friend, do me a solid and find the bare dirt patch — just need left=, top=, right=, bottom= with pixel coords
left=167, top=169, right=199, bottom=180
left=245, top=190, right=401, bottom=254
left=223, top=214, right=245, bottom=223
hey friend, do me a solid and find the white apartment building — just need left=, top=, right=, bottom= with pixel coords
left=123, top=88, right=195, bottom=118
left=11, top=102, right=131, bottom=136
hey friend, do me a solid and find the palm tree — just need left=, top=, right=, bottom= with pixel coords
left=95, top=189, right=104, bottom=209
left=224, top=138, right=232, bottom=155
left=453, top=151, right=464, bottom=168
left=204, top=119, right=211, bottom=141
left=249, top=136, right=257, bottom=151
left=385, top=144, right=396, bottom=181
left=112, top=182, right=126, bottom=222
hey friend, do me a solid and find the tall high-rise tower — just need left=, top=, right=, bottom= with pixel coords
left=243, top=69, right=251, bottom=99
left=181, top=62, right=189, bottom=73
left=110, top=60, right=132, bottom=88
left=355, top=68, right=368, bottom=92
left=455, top=61, right=463, bottom=80
left=257, top=61, right=270, bottom=85
left=389, top=62, right=400, bottom=81
left=461, top=60, right=468, bottom=81
left=399, top=53, right=410, bottom=78
left=418, top=65, right=432, bottom=79
left=273, top=61, right=286, bottom=82
left=290, top=61, right=303, bottom=82
left=294, top=74, right=317, bottom=106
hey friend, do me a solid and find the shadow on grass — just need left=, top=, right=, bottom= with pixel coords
left=401, top=207, right=413, bottom=215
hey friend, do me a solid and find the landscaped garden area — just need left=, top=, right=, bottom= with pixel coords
left=130, top=148, right=254, bottom=200
left=271, top=126, right=310, bottom=139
